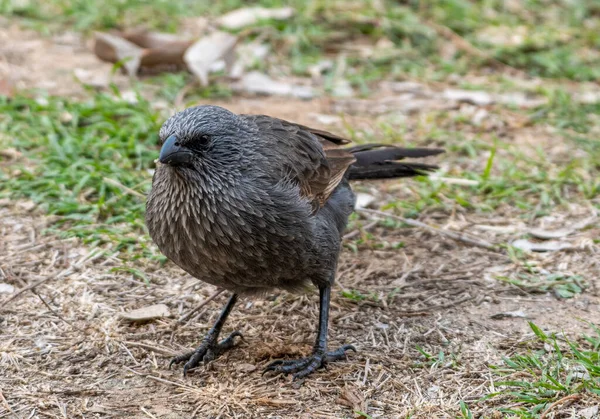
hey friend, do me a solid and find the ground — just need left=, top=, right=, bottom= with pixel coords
left=1, top=2, right=600, bottom=419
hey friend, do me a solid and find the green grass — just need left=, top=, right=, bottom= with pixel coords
left=497, top=273, right=588, bottom=299
left=0, top=84, right=597, bottom=262
left=0, top=91, right=163, bottom=259
left=468, top=321, right=600, bottom=418
left=1, top=0, right=599, bottom=87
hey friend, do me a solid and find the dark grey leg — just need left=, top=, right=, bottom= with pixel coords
left=170, top=294, right=243, bottom=376
left=263, top=285, right=356, bottom=380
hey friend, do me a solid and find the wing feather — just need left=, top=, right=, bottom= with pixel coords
left=245, top=115, right=355, bottom=211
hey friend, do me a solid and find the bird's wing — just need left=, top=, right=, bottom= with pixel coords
left=246, top=115, right=356, bottom=210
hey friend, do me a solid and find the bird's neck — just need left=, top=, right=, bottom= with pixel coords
left=146, top=165, right=242, bottom=257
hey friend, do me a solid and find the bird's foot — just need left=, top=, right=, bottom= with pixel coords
left=263, top=344, right=355, bottom=380
left=170, top=331, right=243, bottom=376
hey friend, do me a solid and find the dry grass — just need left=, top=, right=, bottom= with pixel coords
left=1, top=14, right=600, bottom=419
left=1, top=196, right=599, bottom=418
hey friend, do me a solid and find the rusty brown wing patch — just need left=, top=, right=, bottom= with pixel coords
left=247, top=115, right=356, bottom=211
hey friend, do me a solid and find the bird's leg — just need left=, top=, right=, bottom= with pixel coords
left=264, top=285, right=356, bottom=380
left=170, top=293, right=242, bottom=376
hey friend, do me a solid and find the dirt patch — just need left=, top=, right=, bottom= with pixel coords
left=1, top=199, right=599, bottom=418
left=1, top=22, right=600, bottom=419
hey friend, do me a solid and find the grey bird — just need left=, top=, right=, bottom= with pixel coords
left=146, top=105, right=443, bottom=379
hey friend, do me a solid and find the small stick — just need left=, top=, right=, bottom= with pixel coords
left=2, top=250, right=103, bottom=308
left=343, top=220, right=379, bottom=240
left=103, top=177, right=146, bottom=199
left=140, top=406, right=158, bottom=419
left=33, top=290, right=85, bottom=332
left=0, top=389, right=17, bottom=419
left=540, top=394, right=581, bottom=419
left=1, top=267, right=75, bottom=308
left=121, top=341, right=176, bottom=356
left=177, top=289, right=224, bottom=325
left=358, top=209, right=500, bottom=252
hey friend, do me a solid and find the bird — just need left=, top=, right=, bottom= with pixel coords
left=145, top=105, right=443, bottom=380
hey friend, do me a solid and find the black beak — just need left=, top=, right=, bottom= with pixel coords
left=159, top=135, right=194, bottom=166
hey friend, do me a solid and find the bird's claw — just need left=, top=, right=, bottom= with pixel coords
left=169, top=331, right=243, bottom=376
left=263, top=344, right=356, bottom=380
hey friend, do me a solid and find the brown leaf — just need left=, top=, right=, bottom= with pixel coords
left=0, top=148, right=22, bottom=160
left=0, top=283, right=15, bottom=294
left=231, top=71, right=315, bottom=99
left=217, top=7, right=295, bottom=30
left=120, top=304, right=171, bottom=322
left=94, top=31, right=194, bottom=75
left=337, top=386, right=368, bottom=418
left=511, top=239, right=573, bottom=252
left=94, top=32, right=143, bottom=76
left=235, top=363, right=257, bottom=373
left=183, top=31, right=238, bottom=86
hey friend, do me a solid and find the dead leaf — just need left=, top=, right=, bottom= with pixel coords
left=73, top=68, right=109, bottom=89
left=217, top=7, right=295, bottom=30
left=333, top=96, right=457, bottom=115
left=0, top=148, right=22, bottom=160
left=578, top=406, right=599, bottom=419
left=254, top=398, right=298, bottom=406
left=496, top=92, right=547, bottom=108
left=94, top=32, right=143, bottom=76
left=310, top=113, right=341, bottom=125
left=229, top=42, right=270, bottom=79
left=17, top=201, right=36, bottom=212
left=337, top=387, right=367, bottom=418
left=184, top=31, right=238, bottom=86
left=235, top=363, right=257, bottom=373
left=490, top=310, right=528, bottom=320
left=332, top=79, right=354, bottom=98
left=379, top=81, right=426, bottom=94
left=528, top=215, right=597, bottom=239
left=511, top=239, right=573, bottom=252
left=528, top=228, right=573, bottom=240
left=120, top=304, right=171, bottom=322
left=94, top=31, right=193, bottom=76
left=576, top=91, right=600, bottom=104
left=476, top=25, right=528, bottom=47
left=355, top=193, right=376, bottom=210
left=231, top=71, right=315, bottom=99
left=0, top=283, right=15, bottom=294
left=120, top=30, right=190, bottom=50
left=428, top=175, right=480, bottom=186
left=308, top=60, right=334, bottom=79
left=443, top=89, right=493, bottom=106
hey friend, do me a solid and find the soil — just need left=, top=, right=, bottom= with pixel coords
left=1, top=22, right=599, bottom=419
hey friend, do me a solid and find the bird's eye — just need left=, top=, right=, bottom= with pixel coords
left=187, top=135, right=210, bottom=152
left=197, top=135, right=210, bottom=145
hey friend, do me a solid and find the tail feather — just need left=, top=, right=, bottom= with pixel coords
left=347, top=144, right=443, bottom=180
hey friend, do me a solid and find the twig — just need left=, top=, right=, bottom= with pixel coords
left=1, top=267, right=75, bottom=308
left=123, top=367, right=202, bottom=394
left=399, top=294, right=474, bottom=314
left=120, top=341, right=176, bottom=356
left=140, top=407, right=158, bottom=419
left=540, top=394, right=581, bottom=419
left=0, top=389, right=17, bottom=419
left=343, top=220, right=379, bottom=240
left=1, top=250, right=103, bottom=308
left=33, top=290, right=85, bottom=332
left=424, top=19, right=526, bottom=76
left=103, top=177, right=146, bottom=200
left=174, top=83, right=196, bottom=109
left=358, top=209, right=500, bottom=252
left=177, top=289, right=224, bottom=325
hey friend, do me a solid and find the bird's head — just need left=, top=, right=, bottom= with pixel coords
left=157, top=105, right=252, bottom=171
